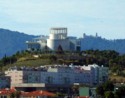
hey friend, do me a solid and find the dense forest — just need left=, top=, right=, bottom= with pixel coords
left=96, top=81, right=125, bottom=98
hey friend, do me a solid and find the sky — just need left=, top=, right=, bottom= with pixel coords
left=0, top=0, right=125, bottom=39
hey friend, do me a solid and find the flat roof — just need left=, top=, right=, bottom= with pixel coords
left=50, top=28, right=67, bottom=30
left=11, top=83, right=45, bottom=87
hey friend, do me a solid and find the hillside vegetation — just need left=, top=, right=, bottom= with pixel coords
left=0, top=50, right=124, bottom=70
left=1, top=49, right=125, bottom=82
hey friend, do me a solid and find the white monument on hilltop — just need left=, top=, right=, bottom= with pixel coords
left=47, top=28, right=70, bottom=51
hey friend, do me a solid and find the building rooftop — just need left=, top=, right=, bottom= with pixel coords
left=0, top=88, right=16, bottom=95
left=50, top=27, right=67, bottom=30
left=21, top=90, right=55, bottom=97
left=6, top=64, right=105, bottom=73
left=0, top=88, right=55, bottom=97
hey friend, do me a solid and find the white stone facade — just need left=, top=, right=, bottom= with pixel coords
left=26, top=27, right=77, bottom=51
left=26, top=36, right=48, bottom=51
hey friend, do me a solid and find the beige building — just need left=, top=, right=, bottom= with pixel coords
left=5, top=69, right=45, bottom=90
left=5, top=64, right=109, bottom=90
left=5, top=70, right=23, bottom=85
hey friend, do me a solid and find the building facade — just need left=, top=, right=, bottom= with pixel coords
left=5, top=64, right=108, bottom=89
left=47, top=28, right=70, bottom=51
left=26, top=27, right=79, bottom=51
left=26, top=35, right=48, bottom=51
left=26, top=28, right=103, bottom=52
left=0, top=76, right=10, bottom=89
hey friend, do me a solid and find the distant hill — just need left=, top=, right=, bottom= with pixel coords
left=0, top=28, right=35, bottom=58
left=81, top=35, right=125, bottom=54
left=0, top=28, right=125, bottom=58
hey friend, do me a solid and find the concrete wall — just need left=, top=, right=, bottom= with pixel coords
left=47, top=39, right=70, bottom=51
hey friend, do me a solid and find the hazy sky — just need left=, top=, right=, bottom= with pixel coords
left=0, top=0, right=125, bottom=39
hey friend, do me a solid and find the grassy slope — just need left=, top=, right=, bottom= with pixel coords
left=2, top=53, right=125, bottom=83
left=2, top=58, right=52, bottom=71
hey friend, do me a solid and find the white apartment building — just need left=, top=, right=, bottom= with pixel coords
left=26, top=36, right=48, bottom=51
left=5, top=64, right=108, bottom=89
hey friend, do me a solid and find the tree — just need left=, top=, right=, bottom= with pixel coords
left=96, top=85, right=104, bottom=96
left=44, top=45, right=49, bottom=53
left=114, top=93, right=120, bottom=98
left=57, top=45, right=64, bottom=54
left=103, top=81, right=114, bottom=91
left=104, top=91, right=114, bottom=98
left=10, top=93, right=15, bottom=98
left=15, top=91, right=21, bottom=98
left=115, top=86, right=125, bottom=98
left=49, top=55, right=57, bottom=63
left=10, top=91, right=21, bottom=98
left=2, top=54, right=7, bottom=66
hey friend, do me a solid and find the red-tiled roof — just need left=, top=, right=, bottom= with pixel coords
left=78, top=96, right=90, bottom=98
left=0, top=88, right=16, bottom=95
left=21, top=90, right=55, bottom=97
left=0, top=88, right=55, bottom=97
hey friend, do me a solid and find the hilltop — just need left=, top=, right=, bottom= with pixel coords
left=0, top=28, right=125, bottom=58
left=1, top=50, right=125, bottom=83
left=81, top=35, right=125, bottom=54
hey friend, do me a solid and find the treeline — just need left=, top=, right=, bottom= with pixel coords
left=1, top=49, right=125, bottom=74
left=96, top=81, right=125, bottom=98
left=0, top=50, right=30, bottom=67
left=0, top=55, right=17, bottom=66
left=79, top=50, right=125, bottom=74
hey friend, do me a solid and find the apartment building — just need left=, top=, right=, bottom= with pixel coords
left=5, top=64, right=108, bottom=89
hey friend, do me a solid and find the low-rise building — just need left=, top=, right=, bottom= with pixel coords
left=5, top=64, right=108, bottom=90
left=26, top=35, right=48, bottom=51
